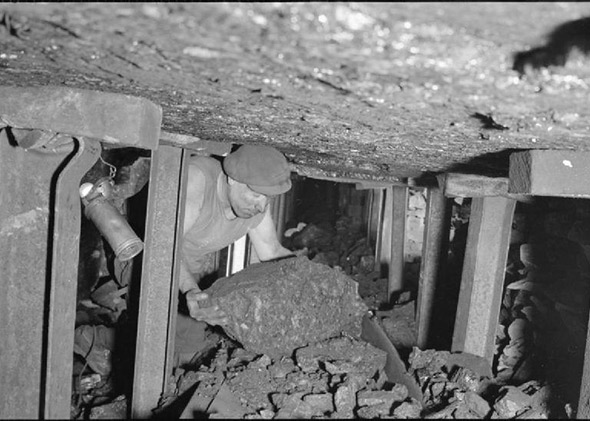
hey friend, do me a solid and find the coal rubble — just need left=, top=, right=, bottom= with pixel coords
left=407, top=348, right=560, bottom=419
left=164, top=335, right=422, bottom=419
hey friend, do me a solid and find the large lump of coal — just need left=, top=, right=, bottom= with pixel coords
left=206, top=256, right=368, bottom=358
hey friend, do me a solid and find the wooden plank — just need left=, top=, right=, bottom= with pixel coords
left=440, top=173, right=533, bottom=202
left=442, top=173, right=509, bottom=197
left=292, top=164, right=404, bottom=185
left=160, top=131, right=232, bottom=156
left=355, top=180, right=398, bottom=190
left=0, top=130, right=75, bottom=419
left=416, top=186, right=452, bottom=350
left=372, top=189, right=385, bottom=266
left=44, top=138, right=101, bottom=419
left=366, top=189, right=382, bottom=251
left=509, top=150, right=590, bottom=197
left=388, top=187, right=408, bottom=300
left=0, top=86, right=162, bottom=150
left=378, top=187, right=393, bottom=279
left=165, top=150, right=189, bottom=390
left=451, top=196, right=516, bottom=363
left=578, top=318, right=590, bottom=418
left=132, top=146, right=186, bottom=418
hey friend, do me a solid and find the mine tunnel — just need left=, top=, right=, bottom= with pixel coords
left=2, top=3, right=590, bottom=420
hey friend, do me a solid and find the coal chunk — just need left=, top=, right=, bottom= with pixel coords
left=206, top=256, right=368, bottom=358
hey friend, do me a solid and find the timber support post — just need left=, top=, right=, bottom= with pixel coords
left=416, top=186, right=452, bottom=349
left=0, top=85, right=162, bottom=419
left=451, top=196, right=516, bottom=363
left=131, top=146, right=187, bottom=418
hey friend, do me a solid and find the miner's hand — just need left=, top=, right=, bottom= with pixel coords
left=185, top=289, right=229, bottom=326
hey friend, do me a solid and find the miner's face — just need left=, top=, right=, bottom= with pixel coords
left=227, top=178, right=269, bottom=218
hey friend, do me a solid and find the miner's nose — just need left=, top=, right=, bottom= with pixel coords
left=255, top=197, right=268, bottom=213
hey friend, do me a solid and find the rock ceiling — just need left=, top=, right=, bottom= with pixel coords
left=1, top=3, right=590, bottom=183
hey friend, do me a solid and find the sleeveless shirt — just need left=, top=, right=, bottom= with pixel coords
left=182, top=156, right=265, bottom=274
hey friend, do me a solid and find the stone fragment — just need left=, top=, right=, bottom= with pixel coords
left=493, top=386, right=532, bottom=418
left=450, top=366, right=482, bottom=393
left=392, top=398, right=422, bottom=418
left=409, top=348, right=451, bottom=380
left=250, top=354, right=272, bottom=370
left=303, top=393, right=334, bottom=414
left=357, top=403, right=392, bottom=418
left=334, top=382, right=356, bottom=417
left=206, top=256, right=368, bottom=358
left=226, top=366, right=276, bottom=411
left=324, top=360, right=356, bottom=375
left=88, top=395, right=127, bottom=419
left=518, top=382, right=551, bottom=418
left=445, top=351, right=493, bottom=379
left=274, top=393, right=316, bottom=419
left=423, top=400, right=460, bottom=419
left=359, top=255, right=376, bottom=274
left=517, top=407, right=549, bottom=419
left=347, top=372, right=370, bottom=391
left=389, top=383, right=409, bottom=402
left=294, top=336, right=387, bottom=381
left=268, top=358, right=297, bottom=379
left=369, top=368, right=388, bottom=390
left=291, top=223, right=334, bottom=250
left=464, top=391, right=491, bottom=418
left=357, top=390, right=399, bottom=407
left=453, top=401, right=476, bottom=419
left=243, top=408, right=275, bottom=419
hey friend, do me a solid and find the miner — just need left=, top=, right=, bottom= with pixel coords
left=175, top=144, right=294, bottom=361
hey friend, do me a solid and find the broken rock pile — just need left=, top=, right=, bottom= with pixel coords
left=206, top=256, right=369, bottom=358
left=169, top=335, right=423, bottom=419
left=408, top=348, right=560, bottom=419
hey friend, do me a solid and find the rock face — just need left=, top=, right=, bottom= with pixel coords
left=205, top=256, right=369, bottom=358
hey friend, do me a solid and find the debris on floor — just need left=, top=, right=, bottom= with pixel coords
left=157, top=332, right=421, bottom=419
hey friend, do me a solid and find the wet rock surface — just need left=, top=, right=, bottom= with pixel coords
left=2, top=4, right=590, bottom=180
left=206, top=256, right=369, bottom=358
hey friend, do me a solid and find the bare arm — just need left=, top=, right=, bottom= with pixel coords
left=248, top=206, right=293, bottom=261
left=179, top=161, right=206, bottom=293
left=180, top=160, right=228, bottom=325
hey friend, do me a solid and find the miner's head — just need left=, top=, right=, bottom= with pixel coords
left=223, top=144, right=291, bottom=218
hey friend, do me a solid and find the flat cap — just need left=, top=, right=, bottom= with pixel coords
left=223, top=145, right=292, bottom=196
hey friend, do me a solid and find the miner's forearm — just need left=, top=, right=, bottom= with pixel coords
left=178, top=259, right=200, bottom=294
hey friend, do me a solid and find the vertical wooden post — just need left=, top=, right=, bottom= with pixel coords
left=578, top=316, right=590, bottom=419
left=0, top=132, right=100, bottom=419
left=132, top=146, right=186, bottom=418
left=378, top=187, right=393, bottom=278
left=366, top=189, right=380, bottom=248
left=44, top=138, right=102, bottom=418
left=451, top=196, right=516, bottom=362
left=416, top=186, right=452, bottom=349
left=388, top=186, right=408, bottom=301
left=373, top=188, right=386, bottom=269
